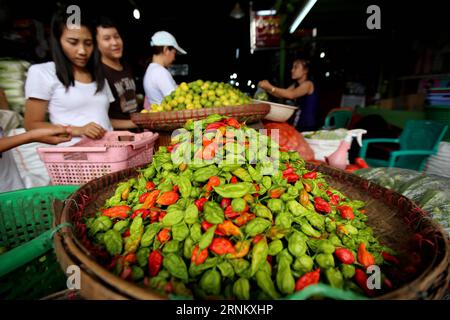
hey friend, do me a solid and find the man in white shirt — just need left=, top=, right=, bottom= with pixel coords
left=143, top=31, right=187, bottom=106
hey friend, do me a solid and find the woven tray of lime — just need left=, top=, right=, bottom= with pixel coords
left=84, top=114, right=398, bottom=300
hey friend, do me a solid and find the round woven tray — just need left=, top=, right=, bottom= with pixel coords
left=130, top=103, right=270, bottom=131
left=54, top=163, right=450, bottom=300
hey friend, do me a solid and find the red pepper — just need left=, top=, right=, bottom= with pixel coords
left=295, top=269, right=321, bottom=291
left=101, top=205, right=131, bottom=219
left=206, top=176, right=221, bottom=192
left=225, top=118, right=241, bottom=129
left=202, top=142, right=218, bottom=160
left=334, top=248, right=355, bottom=264
left=355, top=157, right=369, bottom=169
left=338, top=205, right=355, bottom=220
left=383, top=278, right=393, bottom=289
left=165, top=281, right=174, bottom=294
left=217, top=220, right=242, bottom=237
left=224, top=206, right=240, bottom=219
left=150, top=210, right=160, bottom=223
left=194, top=197, right=208, bottom=212
left=358, top=242, right=376, bottom=268
left=123, top=229, right=131, bottom=237
left=167, top=145, right=175, bottom=153
left=148, top=250, right=163, bottom=277
left=142, top=190, right=160, bottom=209
left=156, top=191, right=179, bottom=206
left=172, top=185, right=179, bottom=193
left=130, top=208, right=150, bottom=220
left=285, top=173, right=300, bottom=183
left=206, top=122, right=226, bottom=131
left=269, top=187, right=285, bottom=199
left=234, top=213, right=256, bottom=227
left=124, top=253, right=137, bottom=264
left=283, top=167, right=294, bottom=176
left=146, top=181, right=156, bottom=191
left=191, top=245, right=209, bottom=265
left=381, top=251, right=400, bottom=266
left=201, top=221, right=225, bottom=236
left=302, top=172, right=317, bottom=179
left=209, top=237, right=236, bottom=255
left=120, top=266, right=132, bottom=280
left=252, top=234, right=264, bottom=244
left=220, top=198, right=231, bottom=209
left=314, top=197, right=331, bottom=213
left=157, top=228, right=171, bottom=244
left=330, top=194, right=341, bottom=205
left=354, top=268, right=375, bottom=297
left=230, top=176, right=238, bottom=184
left=158, top=211, right=167, bottom=222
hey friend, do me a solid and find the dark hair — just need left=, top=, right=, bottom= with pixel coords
left=50, top=8, right=105, bottom=92
left=95, top=16, right=118, bottom=30
left=151, top=45, right=174, bottom=56
left=293, top=54, right=311, bottom=72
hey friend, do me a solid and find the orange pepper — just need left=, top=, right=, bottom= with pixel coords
left=156, top=191, right=179, bottom=206
left=142, top=190, right=160, bottom=209
left=358, top=242, right=376, bottom=268
left=217, top=220, right=242, bottom=237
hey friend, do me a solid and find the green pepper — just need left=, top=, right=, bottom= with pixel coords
left=143, top=165, right=156, bottom=179
left=217, top=261, right=235, bottom=279
left=325, top=268, right=344, bottom=289
left=157, top=180, right=173, bottom=193
left=199, top=225, right=216, bottom=250
left=176, top=176, right=192, bottom=199
left=103, top=229, right=122, bottom=256
left=94, top=232, right=105, bottom=245
left=289, top=151, right=301, bottom=161
left=245, top=218, right=272, bottom=237
left=229, top=259, right=250, bottom=278
left=183, top=236, right=195, bottom=259
left=131, top=266, right=144, bottom=281
left=213, top=182, right=253, bottom=198
left=250, top=237, right=269, bottom=276
left=136, top=247, right=150, bottom=267
left=193, top=165, right=219, bottom=182
left=189, top=257, right=219, bottom=277
left=205, top=114, right=224, bottom=124
left=266, top=226, right=290, bottom=240
left=162, top=207, right=185, bottom=227
left=276, top=255, right=295, bottom=295
left=340, top=264, right=356, bottom=279
left=316, top=253, right=335, bottom=269
left=262, top=176, right=272, bottom=190
left=199, top=269, right=221, bottom=296
left=268, top=239, right=283, bottom=256
left=325, top=218, right=337, bottom=233
left=328, top=234, right=343, bottom=247
left=163, top=253, right=189, bottom=281
left=305, top=212, right=325, bottom=231
left=281, top=186, right=299, bottom=202
left=286, top=200, right=309, bottom=217
left=162, top=240, right=180, bottom=254
left=233, top=278, right=250, bottom=300
left=275, top=211, right=292, bottom=229
left=231, top=198, right=247, bottom=213
left=293, top=255, right=314, bottom=273
left=141, top=223, right=161, bottom=247
left=184, top=204, right=199, bottom=225
left=125, top=217, right=144, bottom=254
left=267, top=199, right=284, bottom=213
left=113, top=220, right=129, bottom=234
left=254, top=204, right=273, bottom=221
left=248, top=165, right=262, bottom=182
left=172, top=222, right=190, bottom=242
left=89, top=216, right=113, bottom=236
left=317, top=240, right=335, bottom=254
left=255, top=270, right=280, bottom=299
left=231, top=167, right=252, bottom=182
left=190, top=223, right=202, bottom=243
left=300, top=220, right=322, bottom=238
left=204, top=201, right=225, bottom=224
left=288, top=232, right=307, bottom=257
left=173, top=281, right=193, bottom=297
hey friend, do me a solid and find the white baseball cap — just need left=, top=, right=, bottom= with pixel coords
left=150, top=31, right=187, bottom=55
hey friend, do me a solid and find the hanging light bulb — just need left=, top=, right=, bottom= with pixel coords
left=133, top=8, right=140, bottom=20
left=230, top=2, right=244, bottom=19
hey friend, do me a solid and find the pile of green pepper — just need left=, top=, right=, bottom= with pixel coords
left=85, top=114, right=399, bottom=299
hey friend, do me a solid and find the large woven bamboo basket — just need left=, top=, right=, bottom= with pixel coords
left=130, top=103, right=270, bottom=131
left=54, top=163, right=450, bottom=300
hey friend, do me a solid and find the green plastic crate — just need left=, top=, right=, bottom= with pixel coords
left=0, top=185, right=78, bottom=299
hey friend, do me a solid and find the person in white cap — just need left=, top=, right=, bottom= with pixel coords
left=143, top=31, right=187, bottom=106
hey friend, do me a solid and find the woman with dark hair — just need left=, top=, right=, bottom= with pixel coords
left=258, top=55, right=318, bottom=132
left=143, top=31, right=187, bottom=107
left=24, top=7, right=114, bottom=145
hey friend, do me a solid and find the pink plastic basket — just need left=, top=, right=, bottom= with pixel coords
left=37, top=131, right=159, bottom=185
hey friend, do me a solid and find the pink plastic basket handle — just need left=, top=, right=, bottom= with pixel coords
left=38, top=146, right=107, bottom=153
left=129, top=132, right=159, bottom=150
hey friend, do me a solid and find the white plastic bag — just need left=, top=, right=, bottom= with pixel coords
left=302, top=129, right=348, bottom=161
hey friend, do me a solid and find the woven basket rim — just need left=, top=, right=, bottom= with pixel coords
left=56, top=163, right=450, bottom=300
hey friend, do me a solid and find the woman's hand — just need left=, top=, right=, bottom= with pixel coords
left=28, top=126, right=73, bottom=144
left=72, top=122, right=106, bottom=139
left=258, top=80, right=272, bottom=91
